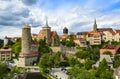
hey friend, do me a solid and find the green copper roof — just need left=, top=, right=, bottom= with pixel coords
left=45, top=17, right=48, bottom=27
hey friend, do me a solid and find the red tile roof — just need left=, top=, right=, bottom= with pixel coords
left=88, top=31, right=101, bottom=37
left=0, top=48, right=12, bottom=52
left=102, top=45, right=120, bottom=51
left=103, top=45, right=115, bottom=49
left=59, top=34, right=68, bottom=39
left=115, top=30, right=120, bottom=33
left=77, top=32, right=88, bottom=35
left=51, top=31, right=58, bottom=37
left=38, top=30, right=44, bottom=38
left=109, top=31, right=115, bottom=35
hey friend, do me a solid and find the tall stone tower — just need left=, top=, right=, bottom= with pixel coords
left=18, top=24, right=38, bottom=67
left=93, top=19, right=97, bottom=32
left=63, top=27, right=68, bottom=34
left=22, top=24, right=31, bottom=53
left=42, top=18, right=51, bottom=45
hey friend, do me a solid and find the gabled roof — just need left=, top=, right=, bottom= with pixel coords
left=51, top=31, right=58, bottom=37
left=0, top=48, right=12, bottom=52
left=76, top=32, right=88, bottom=35
left=59, top=34, right=68, bottom=39
left=97, top=28, right=113, bottom=32
left=100, top=55, right=113, bottom=63
left=88, top=31, right=101, bottom=37
left=38, top=30, right=44, bottom=38
left=115, top=30, right=120, bottom=34
left=103, top=45, right=115, bottom=49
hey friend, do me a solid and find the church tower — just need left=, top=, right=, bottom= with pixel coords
left=93, top=19, right=97, bottom=32
left=63, top=27, right=68, bottom=35
left=42, top=17, right=51, bottom=45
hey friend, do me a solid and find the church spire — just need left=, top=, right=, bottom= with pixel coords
left=45, top=16, right=48, bottom=27
left=94, top=18, right=96, bottom=24
left=93, top=18, right=97, bottom=32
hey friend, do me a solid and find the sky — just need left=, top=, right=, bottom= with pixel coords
left=0, top=0, right=120, bottom=38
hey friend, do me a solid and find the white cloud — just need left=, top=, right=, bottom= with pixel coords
left=0, top=27, right=21, bottom=38
left=0, top=0, right=120, bottom=38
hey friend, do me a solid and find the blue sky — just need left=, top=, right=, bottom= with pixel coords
left=0, top=0, right=120, bottom=38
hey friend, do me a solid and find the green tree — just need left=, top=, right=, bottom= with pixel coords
left=0, top=39, right=3, bottom=48
left=0, top=61, right=8, bottom=79
left=114, top=55, right=120, bottom=68
left=6, top=66, right=24, bottom=79
left=61, top=37, right=75, bottom=47
left=47, top=52, right=61, bottom=68
left=111, top=41, right=120, bottom=45
left=68, top=57, right=82, bottom=67
left=47, top=54, right=55, bottom=68
left=69, top=67, right=97, bottom=79
left=89, top=47, right=100, bottom=61
left=39, top=52, right=62, bottom=71
left=5, top=66, right=26, bottom=79
left=39, top=53, right=50, bottom=71
left=75, top=51, right=89, bottom=59
left=84, top=58, right=95, bottom=70
left=38, top=39, right=51, bottom=54
left=100, top=69, right=113, bottom=79
left=59, top=61, right=69, bottom=67
left=61, top=38, right=66, bottom=46
left=66, top=39, right=75, bottom=47
left=12, top=39, right=21, bottom=58
left=96, top=58, right=109, bottom=77
left=53, top=52, right=61, bottom=67
left=6, top=40, right=14, bottom=47
left=69, top=65, right=81, bottom=79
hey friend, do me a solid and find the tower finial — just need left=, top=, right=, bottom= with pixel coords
left=45, top=16, right=48, bottom=27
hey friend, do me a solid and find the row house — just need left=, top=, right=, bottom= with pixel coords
left=76, top=31, right=101, bottom=46
left=76, top=19, right=120, bottom=46
left=102, top=30, right=120, bottom=42
left=76, top=30, right=120, bottom=46
left=103, top=31, right=115, bottom=42
left=88, top=31, right=101, bottom=45
left=114, top=30, right=120, bottom=42
left=76, top=32, right=89, bottom=41
left=0, top=48, right=12, bottom=60
left=74, top=38, right=87, bottom=47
